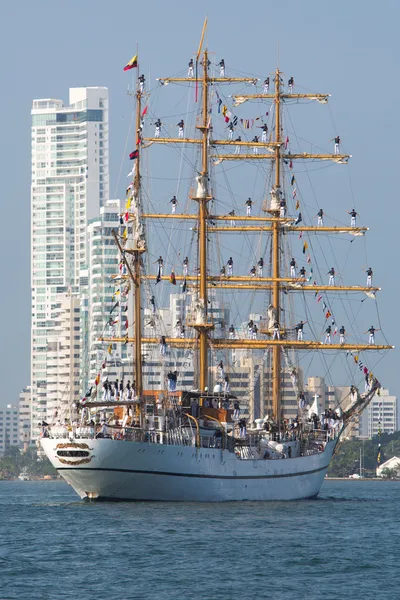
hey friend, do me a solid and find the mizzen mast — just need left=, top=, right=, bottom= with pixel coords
left=195, top=48, right=212, bottom=391
left=271, top=68, right=283, bottom=420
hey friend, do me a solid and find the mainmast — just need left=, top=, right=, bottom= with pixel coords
left=272, top=69, right=282, bottom=420
left=197, top=49, right=211, bottom=391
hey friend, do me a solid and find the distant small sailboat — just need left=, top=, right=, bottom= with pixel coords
left=18, top=468, right=30, bottom=481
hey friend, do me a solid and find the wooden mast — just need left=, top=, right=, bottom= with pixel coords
left=198, top=49, right=210, bottom=391
left=133, top=60, right=143, bottom=402
left=272, top=68, right=282, bottom=420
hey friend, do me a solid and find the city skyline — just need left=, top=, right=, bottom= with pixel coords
left=2, top=0, right=399, bottom=408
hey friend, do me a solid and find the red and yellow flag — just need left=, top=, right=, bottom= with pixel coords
left=124, top=55, right=138, bottom=71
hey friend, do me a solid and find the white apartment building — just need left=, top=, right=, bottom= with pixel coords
left=46, top=293, right=81, bottom=421
left=0, top=406, right=19, bottom=456
left=31, top=87, right=108, bottom=435
left=18, top=386, right=32, bottom=449
left=86, top=200, right=133, bottom=386
left=359, top=389, right=399, bottom=438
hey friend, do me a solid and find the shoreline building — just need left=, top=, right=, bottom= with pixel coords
left=31, top=87, right=109, bottom=436
left=359, top=388, right=399, bottom=438
left=18, top=386, right=32, bottom=450
left=46, top=293, right=81, bottom=421
left=0, top=405, right=19, bottom=457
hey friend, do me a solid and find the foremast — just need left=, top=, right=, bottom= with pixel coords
left=132, top=76, right=144, bottom=401
left=114, top=63, right=144, bottom=409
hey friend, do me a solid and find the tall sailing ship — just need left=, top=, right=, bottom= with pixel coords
left=41, top=23, right=393, bottom=501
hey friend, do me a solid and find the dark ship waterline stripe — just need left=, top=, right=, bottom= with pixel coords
left=56, top=464, right=329, bottom=480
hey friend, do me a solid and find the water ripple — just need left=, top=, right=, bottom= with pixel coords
left=0, top=479, right=399, bottom=600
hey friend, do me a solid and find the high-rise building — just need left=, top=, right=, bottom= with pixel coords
left=31, top=87, right=109, bottom=436
left=86, top=200, right=132, bottom=384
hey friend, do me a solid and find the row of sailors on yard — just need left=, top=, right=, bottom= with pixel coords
left=158, top=319, right=379, bottom=352
left=166, top=197, right=359, bottom=229
left=153, top=251, right=367, bottom=286
left=290, top=259, right=372, bottom=287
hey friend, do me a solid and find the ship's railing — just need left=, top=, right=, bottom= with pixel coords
left=299, top=428, right=340, bottom=456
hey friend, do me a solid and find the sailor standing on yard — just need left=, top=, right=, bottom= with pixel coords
left=227, top=122, right=234, bottom=140
left=295, top=320, right=306, bottom=341
left=299, top=266, right=306, bottom=278
left=324, top=325, right=332, bottom=345
left=229, top=324, right=235, bottom=339
left=227, top=257, right=233, bottom=276
left=155, top=256, right=164, bottom=276
left=154, top=118, right=162, bottom=138
left=279, top=198, right=287, bottom=218
left=245, top=197, right=253, bottom=216
left=252, top=136, right=259, bottom=154
left=248, top=319, right=254, bottom=339
left=327, top=267, right=335, bottom=286
left=188, top=58, right=194, bottom=77
left=363, top=267, right=373, bottom=287
left=273, top=321, right=280, bottom=340
left=329, top=135, right=340, bottom=155
left=365, top=326, right=379, bottom=345
left=139, top=74, right=145, bottom=93
left=234, top=136, right=241, bottom=154
left=316, top=208, right=324, bottom=226
left=218, top=58, right=225, bottom=77
left=263, top=77, right=270, bottom=93
left=170, top=195, right=178, bottom=214
left=290, top=257, right=297, bottom=278
left=260, top=123, right=269, bottom=142
left=347, top=208, right=358, bottom=227
left=339, top=326, right=346, bottom=345
left=175, top=319, right=182, bottom=337
left=177, top=119, right=184, bottom=138
left=257, top=257, right=264, bottom=277
left=183, top=256, right=189, bottom=276
left=288, top=76, right=294, bottom=93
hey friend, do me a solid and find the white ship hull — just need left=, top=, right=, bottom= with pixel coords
left=41, top=437, right=336, bottom=501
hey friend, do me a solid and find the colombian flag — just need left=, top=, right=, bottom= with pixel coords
left=124, top=55, right=138, bottom=71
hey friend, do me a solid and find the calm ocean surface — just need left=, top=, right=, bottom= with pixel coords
left=0, top=479, right=398, bottom=600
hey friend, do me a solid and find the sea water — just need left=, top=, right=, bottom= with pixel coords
left=0, top=479, right=398, bottom=600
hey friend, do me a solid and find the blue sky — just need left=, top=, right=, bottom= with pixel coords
left=1, top=0, right=398, bottom=407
